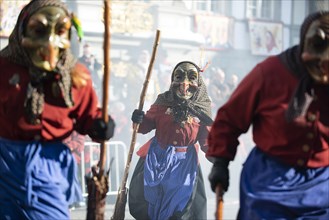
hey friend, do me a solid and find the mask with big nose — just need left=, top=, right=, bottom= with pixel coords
left=171, top=62, right=199, bottom=100
left=302, top=14, right=329, bottom=84
left=21, top=6, right=71, bottom=72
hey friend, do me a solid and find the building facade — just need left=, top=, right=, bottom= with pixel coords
left=63, top=0, right=327, bottom=76
left=1, top=0, right=327, bottom=77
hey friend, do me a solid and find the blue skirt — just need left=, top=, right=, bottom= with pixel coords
left=0, top=138, right=82, bottom=220
left=239, top=147, right=329, bottom=220
left=144, top=138, right=198, bottom=220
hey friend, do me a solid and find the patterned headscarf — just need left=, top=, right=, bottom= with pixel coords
left=279, top=10, right=329, bottom=122
left=154, top=61, right=213, bottom=126
left=0, top=0, right=76, bottom=124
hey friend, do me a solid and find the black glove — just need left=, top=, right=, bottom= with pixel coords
left=89, top=117, right=115, bottom=141
left=208, top=157, right=230, bottom=192
left=131, top=109, right=144, bottom=124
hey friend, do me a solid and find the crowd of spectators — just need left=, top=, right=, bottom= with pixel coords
left=204, top=67, right=239, bottom=116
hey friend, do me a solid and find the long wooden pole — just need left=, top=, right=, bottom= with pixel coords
left=124, top=29, right=161, bottom=190
left=216, top=185, right=224, bottom=220
left=86, top=2, right=111, bottom=220
left=99, top=0, right=111, bottom=177
left=111, top=29, right=161, bottom=220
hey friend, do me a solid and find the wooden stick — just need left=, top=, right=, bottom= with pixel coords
left=86, top=2, right=111, bottom=220
left=98, top=0, right=111, bottom=177
left=111, top=29, right=161, bottom=220
left=216, top=185, right=224, bottom=220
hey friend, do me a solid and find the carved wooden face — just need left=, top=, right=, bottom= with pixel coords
left=171, top=62, right=199, bottom=100
left=21, top=6, right=71, bottom=71
left=302, top=14, right=329, bottom=84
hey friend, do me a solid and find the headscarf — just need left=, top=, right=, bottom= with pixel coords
left=278, top=10, right=329, bottom=122
left=0, top=0, right=76, bottom=124
left=154, top=61, right=213, bottom=126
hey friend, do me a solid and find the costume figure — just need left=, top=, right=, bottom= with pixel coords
left=0, top=1, right=115, bottom=219
left=78, top=43, right=102, bottom=96
left=207, top=67, right=230, bottom=114
left=207, top=11, right=329, bottom=219
left=129, top=61, right=213, bottom=220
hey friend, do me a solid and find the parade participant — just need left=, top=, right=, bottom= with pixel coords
left=207, top=11, right=329, bottom=219
left=0, top=0, right=115, bottom=219
left=128, top=61, right=213, bottom=220
left=78, top=43, right=103, bottom=96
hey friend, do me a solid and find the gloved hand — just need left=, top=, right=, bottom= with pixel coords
left=89, top=117, right=115, bottom=141
left=208, top=157, right=230, bottom=192
left=131, top=109, right=144, bottom=124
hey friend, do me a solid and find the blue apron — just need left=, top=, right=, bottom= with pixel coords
left=239, top=147, right=329, bottom=219
left=0, top=138, right=82, bottom=220
left=144, top=138, right=198, bottom=220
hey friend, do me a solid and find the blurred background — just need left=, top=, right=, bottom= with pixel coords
left=1, top=0, right=328, bottom=219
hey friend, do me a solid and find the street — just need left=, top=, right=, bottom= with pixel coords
left=70, top=197, right=239, bottom=220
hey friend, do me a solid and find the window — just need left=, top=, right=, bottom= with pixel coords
left=211, top=0, right=232, bottom=16
left=195, top=1, right=209, bottom=11
left=246, top=0, right=281, bottom=20
left=192, top=0, right=232, bottom=16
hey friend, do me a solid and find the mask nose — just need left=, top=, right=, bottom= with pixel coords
left=47, top=40, right=57, bottom=70
left=41, top=35, right=60, bottom=70
left=180, top=81, right=190, bottom=95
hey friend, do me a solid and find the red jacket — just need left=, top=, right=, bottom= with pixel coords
left=138, top=104, right=211, bottom=153
left=207, top=56, right=329, bottom=168
left=0, top=57, right=101, bottom=141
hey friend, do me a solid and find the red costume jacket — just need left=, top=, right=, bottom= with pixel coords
left=206, top=56, right=329, bottom=168
left=138, top=104, right=211, bottom=153
left=0, top=57, right=101, bottom=141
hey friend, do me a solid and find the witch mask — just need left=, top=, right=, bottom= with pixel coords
left=171, top=62, right=200, bottom=100
left=21, top=6, right=71, bottom=72
left=302, top=13, right=329, bottom=84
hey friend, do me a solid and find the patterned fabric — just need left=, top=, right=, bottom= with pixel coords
left=279, top=11, right=329, bottom=122
left=154, top=61, right=212, bottom=126
left=143, top=138, right=198, bottom=220
left=239, top=147, right=329, bottom=219
left=0, top=0, right=76, bottom=124
left=129, top=157, right=207, bottom=220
